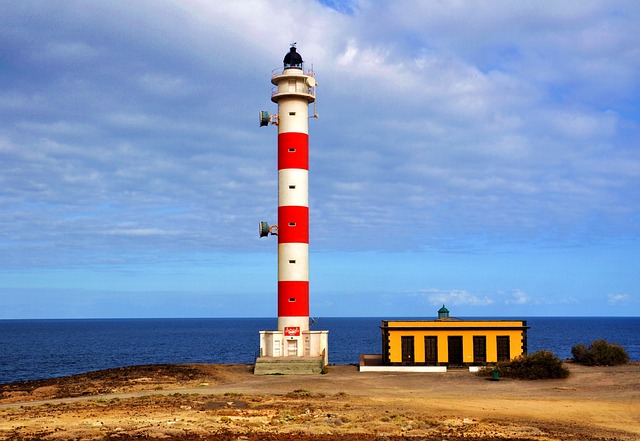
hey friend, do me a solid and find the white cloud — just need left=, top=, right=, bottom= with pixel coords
left=105, top=227, right=183, bottom=237
left=505, top=289, right=532, bottom=305
left=419, top=288, right=494, bottom=306
left=136, top=74, right=200, bottom=99
left=37, top=41, right=99, bottom=62
left=607, top=293, right=631, bottom=305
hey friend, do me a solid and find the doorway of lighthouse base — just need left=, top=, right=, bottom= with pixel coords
left=401, top=336, right=414, bottom=365
left=448, top=336, right=464, bottom=366
left=286, top=339, right=298, bottom=357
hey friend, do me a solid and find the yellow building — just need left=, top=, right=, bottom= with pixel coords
left=381, top=306, right=529, bottom=367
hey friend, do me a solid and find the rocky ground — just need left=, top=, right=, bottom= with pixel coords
left=1, top=362, right=638, bottom=440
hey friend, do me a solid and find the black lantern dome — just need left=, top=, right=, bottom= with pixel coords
left=283, top=45, right=303, bottom=69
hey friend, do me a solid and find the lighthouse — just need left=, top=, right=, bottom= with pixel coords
left=255, top=45, right=328, bottom=375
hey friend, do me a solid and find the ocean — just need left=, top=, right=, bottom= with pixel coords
left=0, top=317, right=638, bottom=384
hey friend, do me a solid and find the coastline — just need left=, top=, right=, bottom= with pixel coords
left=1, top=362, right=639, bottom=440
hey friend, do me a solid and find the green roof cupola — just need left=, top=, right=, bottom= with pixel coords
left=437, top=304, right=450, bottom=319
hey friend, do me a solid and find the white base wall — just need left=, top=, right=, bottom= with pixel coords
left=259, top=330, right=328, bottom=365
left=277, top=316, right=309, bottom=332
left=359, top=365, right=448, bottom=373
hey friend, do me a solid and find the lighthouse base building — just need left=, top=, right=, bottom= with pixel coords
left=255, top=329, right=329, bottom=375
left=254, top=45, right=328, bottom=375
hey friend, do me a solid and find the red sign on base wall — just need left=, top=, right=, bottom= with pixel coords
left=284, top=327, right=300, bottom=336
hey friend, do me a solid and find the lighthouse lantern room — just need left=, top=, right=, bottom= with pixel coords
left=255, top=45, right=328, bottom=375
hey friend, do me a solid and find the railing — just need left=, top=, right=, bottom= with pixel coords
left=271, top=84, right=315, bottom=99
left=271, top=65, right=315, bottom=78
left=270, top=64, right=317, bottom=101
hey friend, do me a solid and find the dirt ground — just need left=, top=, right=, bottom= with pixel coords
left=1, top=362, right=638, bottom=440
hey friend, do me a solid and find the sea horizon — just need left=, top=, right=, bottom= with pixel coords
left=2, top=315, right=639, bottom=321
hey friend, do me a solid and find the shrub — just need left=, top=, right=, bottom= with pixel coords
left=571, top=339, right=629, bottom=366
left=285, top=389, right=325, bottom=398
left=480, top=350, right=570, bottom=380
left=571, top=343, right=589, bottom=362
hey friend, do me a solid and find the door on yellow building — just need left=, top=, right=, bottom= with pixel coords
left=448, top=336, right=463, bottom=365
left=401, top=336, right=414, bottom=365
left=424, top=336, right=438, bottom=365
left=497, top=336, right=511, bottom=361
left=473, top=336, right=486, bottom=364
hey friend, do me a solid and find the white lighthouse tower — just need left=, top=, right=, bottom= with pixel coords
left=255, top=45, right=328, bottom=375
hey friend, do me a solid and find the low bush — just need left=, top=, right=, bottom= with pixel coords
left=571, top=339, right=629, bottom=366
left=479, top=350, right=570, bottom=380
left=285, top=389, right=325, bottom=398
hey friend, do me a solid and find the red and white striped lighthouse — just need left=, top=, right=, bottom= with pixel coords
left=257, top=45, right=327, bottom=370
left=273, top=45, right=313, bottom=334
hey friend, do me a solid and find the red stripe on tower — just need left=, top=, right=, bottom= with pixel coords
left=278, top=133, right=309, bottom=170
left=278, top=206, right=309, bottom=243
left=278, top=281, right=310, bottom=316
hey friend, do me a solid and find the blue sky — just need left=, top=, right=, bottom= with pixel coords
left=1, top=0, right=638, bottom=319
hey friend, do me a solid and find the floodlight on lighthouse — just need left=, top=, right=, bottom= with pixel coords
left=259, top=221, right=269, bottom=237
left=259, top=111, right=277, bottom=127
left=259, top=111, right=269, bottom=127
left=259, top=221, right=278, bottom=237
